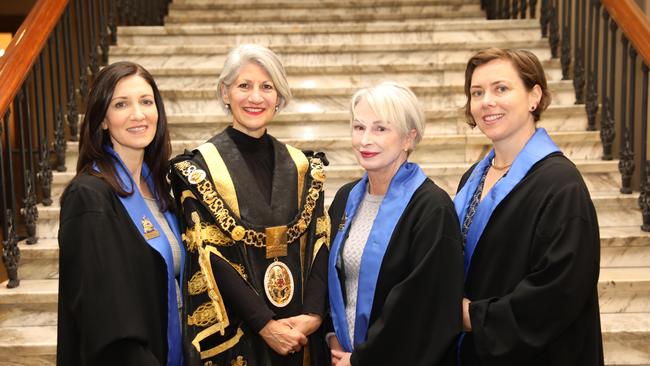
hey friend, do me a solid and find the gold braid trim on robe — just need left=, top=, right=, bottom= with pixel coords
left=175, top=142, right=329, bottom=361
left=191, top=245, right=247, bottom=359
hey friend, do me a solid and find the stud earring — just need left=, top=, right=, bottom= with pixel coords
left=225, top=103, right=231, bottom=110
left=274, top=105, right=279, bottom=112
left=530, top=105, right=537, bottom=112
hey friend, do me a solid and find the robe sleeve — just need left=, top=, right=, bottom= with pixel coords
left=469, top=182, right=600, bottom=363
left=302, top=246, right=328, bottom=317
left=58, top=181, right=163, bottom=365
left=350, top=201, right=464, bottom=366
left=208, top=252, right=276, bottom=332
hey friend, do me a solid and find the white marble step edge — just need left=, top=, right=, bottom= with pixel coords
left=156, top=80, right=574, bottom=97
left=110, top=40, right=551, bottom=56
left=170, top=0, right=479, bottom=9
left=116, top=18, right=540, bottom=36
left=140, top=59, right=562, bottom=76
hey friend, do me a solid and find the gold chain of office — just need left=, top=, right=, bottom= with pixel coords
left=175, top=158, right=325, bottom=248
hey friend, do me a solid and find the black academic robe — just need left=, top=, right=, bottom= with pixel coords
left=57, top=174, right=169, bottom=366
left=169, top=130, right=329, bottom=366
left=457, top=153, right=604, bottom=365
left=328, top=179, right=464, bottom=366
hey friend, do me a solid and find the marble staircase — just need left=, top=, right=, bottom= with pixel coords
left=1, top=0, right=649, bottom=364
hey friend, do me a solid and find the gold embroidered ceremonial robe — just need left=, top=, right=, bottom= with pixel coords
left=170, top=130, right=330, bottom=366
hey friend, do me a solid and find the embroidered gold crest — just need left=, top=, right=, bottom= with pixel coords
left=338, top=213, right=347, bottom=231
left=142, top=216, right=160, bottom=240
left=188, top=168, right=207, bottom=185
left=263, top=261, right=294, bottom=308
left=231, top=356, right=247, bottom=366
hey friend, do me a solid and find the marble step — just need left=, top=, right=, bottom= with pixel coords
left=110, top=48, right=557, bottom=86
left=0, top=324, right=56, bottom=365
left=142, top=57, right=561, bottom=78
left=170, top=0, right=478, bottom=9
left=13, top=226, right=650, bottom=282
left=54, top=146, right=619, bottom=196
left=0, top=280, right=57, bottom=328
left=165, top=4, right=484, bottom=23
left=601, top=227, right=650, bottom=268
left=600, top=268, right=650, bottom=314
left=116, top=19, right=541, bottom=46
left=40, top=163, right=636, bottom=239
left=161, top=105, right=588, bottom=140
left=59, top=130, right=603, bottom=172
left=602, top=313, right=650, bottom=365
left=110, top=40, right=551, bottom=60
left=0, top=319, right=646, bottom=366
left=160, top=80, right=576, bottom=115
left=1, top=273, right=649, bottom=330
left=51, top=155, right=619, bottom=202
left=16, top=239, right=58, bottom=281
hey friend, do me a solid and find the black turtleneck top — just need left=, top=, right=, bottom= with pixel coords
left=226, top=126, right=275, bottom=204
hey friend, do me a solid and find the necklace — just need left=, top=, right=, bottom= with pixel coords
left=491, top=158, right=512, bottom=171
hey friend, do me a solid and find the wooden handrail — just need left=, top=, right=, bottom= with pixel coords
left=0, top=0, right=68, bottom=119
left=603, top=0, right=650, bottom=66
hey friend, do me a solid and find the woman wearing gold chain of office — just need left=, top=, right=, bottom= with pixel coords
left=169, top=44, right=330, bottom=366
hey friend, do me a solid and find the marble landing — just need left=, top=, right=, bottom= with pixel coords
left=165, top=4, right=484, bottom=23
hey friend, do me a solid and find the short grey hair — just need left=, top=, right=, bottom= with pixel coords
left=216, top=44, right=292, bottom=113
left=350, top=81, right=425, bottom=152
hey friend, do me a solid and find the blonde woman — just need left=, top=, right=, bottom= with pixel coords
left=328, top=82, right=463, bottom=366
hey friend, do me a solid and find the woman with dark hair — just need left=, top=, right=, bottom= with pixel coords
left=455, top=48, right=603, bottom=365
left=57, top=61, right=183, bottom=366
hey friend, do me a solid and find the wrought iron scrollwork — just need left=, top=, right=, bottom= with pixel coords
left=586, top=72, right=598, bottom=131
left=37, top=140, right=53, bottom=206
left=530, top=0, right=537, bottom=18
left=639, top=162, right=650, bottom=231
left=618, top=128, right=635, bottom=194
left=21, top=172, right=39, bottom=244
left=549, top=4, right=559, bottom=58
left=561, top=24, right=570, bottom=79
left=573, top=47, right=585, bottom=103
left=54, top=110, right=67, bottom=172
left=2, top=212, right=20, bottom=288
left=540, top=0, right=550, bottom=37
left=600, top=97, right=615, bottom=160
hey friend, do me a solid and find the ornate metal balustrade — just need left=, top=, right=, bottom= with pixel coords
left=481, top=0, right=650, bottom=231
left=0, top=0, right=171, bottom=288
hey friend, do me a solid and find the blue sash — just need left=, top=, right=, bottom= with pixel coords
left=453, top=128, right=559, bottom=277
left=101, top=146, right=184, bottom=366
left=328, top=162, right=426, bottom=352
left=453, top=128, right=560, bottom=363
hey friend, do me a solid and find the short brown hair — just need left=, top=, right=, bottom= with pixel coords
left=463, top=48, right=551, bottom=127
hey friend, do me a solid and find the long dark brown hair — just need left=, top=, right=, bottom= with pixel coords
left=62, top=61, right=174, bottom=211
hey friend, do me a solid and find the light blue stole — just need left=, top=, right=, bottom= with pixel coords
left=453, top=128, right=560, bottom=277
left=453, top=128, right=559, bottom=364
left=102, top=146, right=184, bottom=366
left=328, top=162, right=426, bottom=352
